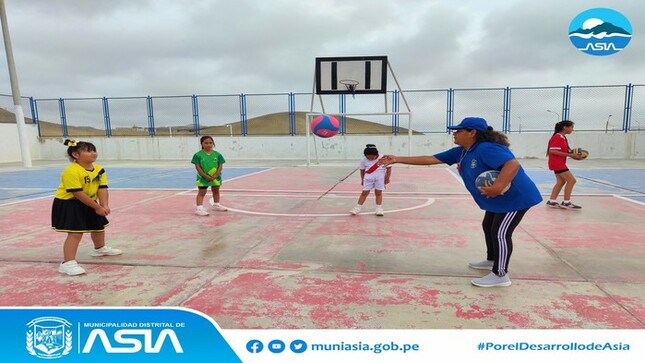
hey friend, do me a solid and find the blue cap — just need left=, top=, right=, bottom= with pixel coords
left=447, top=117, right=489, bottom=131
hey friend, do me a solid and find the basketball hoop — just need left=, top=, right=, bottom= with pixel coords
left=340, top=79, right=359, bottom=98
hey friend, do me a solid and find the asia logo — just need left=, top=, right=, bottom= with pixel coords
left=568, top=8, right=632, bottom=56
left=81, top=328, right=183, bottom=353
left=26, top=317, right=73, bottom=359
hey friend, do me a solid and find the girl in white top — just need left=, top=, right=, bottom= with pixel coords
left=350, top=144, right=392, bottom=216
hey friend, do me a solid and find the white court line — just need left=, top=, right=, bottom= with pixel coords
left=224, top=167, right=273, bottom=182
left=0, top=194, right=52, bottom=207
left=0, top=187, right=52, bottom=190
left=222, top=198, right=436, bottom=217
left=612, top=194, right=645, bottom=206
left=211, top=193, right=470, bottom=200
left=172, top=168, right=275, bottom=196
left=446, top=167, right=466, bottom=185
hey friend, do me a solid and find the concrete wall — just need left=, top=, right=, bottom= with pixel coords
left=1, top=123, right=643, bottom=163
left=0, top=123, right=41, bottom=163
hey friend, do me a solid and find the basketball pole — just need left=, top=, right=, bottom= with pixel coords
left=387, top=61, right=412, bottom=156
left=0, top=0, right=31, bottom=167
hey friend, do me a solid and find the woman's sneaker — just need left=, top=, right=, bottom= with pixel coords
left=468, top=260, right=494, bottom=270
left=375, top=207, right=384, bottom=216
left=546, top=201, right=563, bottom=209
left=58, top=260, right=86, bottom=276
left=561, top=201, right=582, bottom=209
left=471, top=272, right=512, bottom=287
left=349, top=206, right=361, bottom=215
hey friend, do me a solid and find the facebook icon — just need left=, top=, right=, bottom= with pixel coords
left=246, top=340, right=264, bottom=353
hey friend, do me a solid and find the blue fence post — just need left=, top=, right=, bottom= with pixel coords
left=288, top=92, right=295, bottom=136
left=446, top=88, right=454, bottom=133
left=503, top=87, right=511, bottom=133
left=58, top=98, right=68, bottom=138
left=102, top=97, right=111, bottom=137
left=28, top=97, right=36, bottom=124
left=239, top=93, right=247, bottom=136
left=392, top=90, right=399, bottom=135
left=562, top=85, right=571, bottom=120
left=32, top=98, right=42, bottom=137
left=623, top=83, right=633, bottom=132
left=146, top=96, right=155, bottom=136
left=192, top=94, right=200, bottom=137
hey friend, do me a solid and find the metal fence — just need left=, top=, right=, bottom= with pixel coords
left=1, top=83, right=643, bottom=137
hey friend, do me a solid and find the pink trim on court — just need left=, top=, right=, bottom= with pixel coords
left=0, top=165, right=643, bottom=329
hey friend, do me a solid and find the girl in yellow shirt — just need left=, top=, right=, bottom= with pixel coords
left=52, top=139, right=122, bottom=276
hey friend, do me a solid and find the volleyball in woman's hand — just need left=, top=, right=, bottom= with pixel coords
left=476, top=170, right=511, bottom=193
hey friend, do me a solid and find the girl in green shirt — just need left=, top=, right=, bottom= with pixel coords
left=191, top=136, right=227, bottom=215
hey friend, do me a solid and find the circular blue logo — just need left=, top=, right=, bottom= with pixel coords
left=268, top=339, right=286, bottom=353
left=246, top=340, right=264, bottom=353
left=569, top=8, right=632, bottom=56
left=290, top=339, right=308, bottom=353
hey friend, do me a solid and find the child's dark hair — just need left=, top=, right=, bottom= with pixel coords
left=200, top=135, right=214, bottom=149
left=553, top=120, right=574, bottom=134
left=364, top=144, right=378, bottom=156
left=474, top=126, right=510, bottom=147
left=64, top=139, right=96, bottom=161
left=545, top=120, right=574, bottom=155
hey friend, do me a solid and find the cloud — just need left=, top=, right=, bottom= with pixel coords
left=1, top=0, right=643, bottom=100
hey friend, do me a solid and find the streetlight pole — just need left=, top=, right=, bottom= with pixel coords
left=605, top=114, right=612, bottom=133
left=0, top=0, right=31, bottom=167
left=546, top=109, right=560, bottom=122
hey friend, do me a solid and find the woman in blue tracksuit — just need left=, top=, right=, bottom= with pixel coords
left=380, top=117, right=542, bottom=287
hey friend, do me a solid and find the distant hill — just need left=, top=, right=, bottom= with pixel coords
left=0, top=107, right=34, bottom=123
left=0, top=109, right=421, bottom=137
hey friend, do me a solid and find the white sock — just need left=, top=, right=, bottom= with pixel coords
left=549, top=199, right=557, bottom=203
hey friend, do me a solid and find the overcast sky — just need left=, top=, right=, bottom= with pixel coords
left=1, top=0, right=643, bottom=99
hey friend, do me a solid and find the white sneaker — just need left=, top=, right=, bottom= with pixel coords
left=468, top=259, right=494, bottom=270
left=210, top=204, right=228, bottom=212
left=350, top=206, right=361, bottom=215
left=58, top=260, right=86, bottom=276
left=471, top=272, right=512, bottom=287
left=90, top=246, right=123, bottom=257
left=375, top=207, right=384, bottom=216
left=195, top=207, right=209, bottom=216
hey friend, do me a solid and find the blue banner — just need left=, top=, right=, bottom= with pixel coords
left=0, top=307, right=241, bottom=363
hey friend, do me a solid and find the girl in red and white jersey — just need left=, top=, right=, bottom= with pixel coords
left=349, top=144, right=392, bottom=216
left=546, top=120, right=584, bottom=209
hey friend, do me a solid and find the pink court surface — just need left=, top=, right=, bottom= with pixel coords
left=0, top=159, right=644, bottom=329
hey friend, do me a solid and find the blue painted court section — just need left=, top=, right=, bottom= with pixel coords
left=526, top=169, right=643, bottom=195
left=444, top=167, right=645, bottom=205
left=0, top=167, right=267, bottom=203
left=1, top=165, right=644, bottom=204
left=575, top=169, right=645, bottom=194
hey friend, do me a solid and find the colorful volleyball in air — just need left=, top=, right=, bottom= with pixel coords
left=310, top=115, right=340, bottom=138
